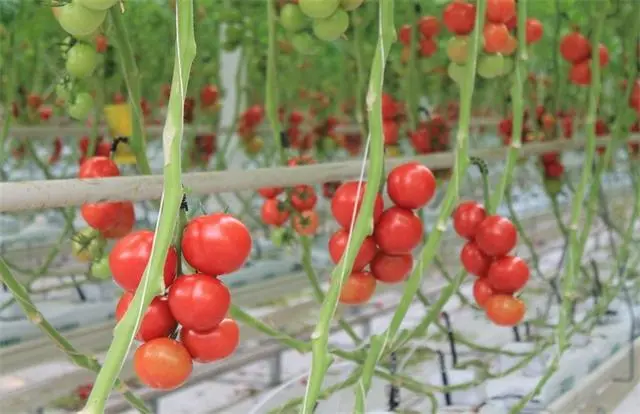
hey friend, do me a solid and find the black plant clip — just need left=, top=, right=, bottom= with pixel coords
left=280, top=131, right=290, bottom=149
left=436, top=350, right=452, bottom=406
left=180, top=193, right=189, bottom=212
left=414, top=1, right=422, bottom=14
left=111, top=136, right=129, bottom=154
left=388, top=352, right=400, bottom=411
left=513, top=326, right=521, bottom=342
left=441, top=312, right=458, bottom=367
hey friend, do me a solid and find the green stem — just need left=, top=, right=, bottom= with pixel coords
left=265, top=0, right=285, bottom=166
left=82, top=3, right=196, bottom=412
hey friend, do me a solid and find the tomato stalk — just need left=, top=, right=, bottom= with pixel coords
left=352, top=8, right=368, bottom=138
left=108, top=8, right=152, bottom=175
left=265, top=0, right=285, bottom=166
left=403, top=3, right=420, bottom=131
left=300, top=2, right=395, bottom=412
left=0, top=259, right=150, bottom=413
left=0, top=31, right=19, bottom=167
left=82, top=2, right=196, bottom=412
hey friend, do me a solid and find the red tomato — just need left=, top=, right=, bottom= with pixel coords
left=261, top=199, right=290, bottom=226
left=78, top=156, right=119, bottom=178
left=288, top=110, right=305, bottom=125
left=540, top=151, right=559, bottom=165
left=452, top=201, right=486, bottom=240
left=381, top=93, right=398, bottom=120
left=115, top=292, right=177, bottom=342
left=328, top=229, right=377, bottom=271
left=419, top=37, right=438, bottom=57
left=292, top=210, right=319, bottom=235
left=597, top=44, right=609, bottom=67
left=398, top=24, right=412, bottom=46
left=383, top=120, right=399, bottom=145
left=485, top=294, right=526, bottom=326
left=460, top=241, right=492, bottom=277
left=168, top=274, right=230, bottom=333
left=339, top=272, right=376, bottom=305
left=473, top=278, right=494, bottom=307
left=409, top=127, right=431, bottom=154
left=371, top=252, right=412, bottom=284
left=386, top=162, right=436, bottom=209
left=81, top=202, right=124, bottom=232
left=109, top=230, right=178, bottom=292
left=200, top=84, right=219, bottom=107
left=291, top=185, right=318, bottom=212
left=243, top=104, right=264, bottom=126
left=258, top=187, right=284, bottom=199
left=569, top=60, right=591, bottom=86
left=95, top=34, right=108, bottom=53
left=487, top=255, right=529, bottom=294
left=27, top=93, right=42, bottom=109
left=560, top=31, right=591, bottom=63
left=374, top=207, right=423, bottom=255
left=331, top=181, right=384, bottom=230
left=483, top=23, right=510, bottom=53
left=39, top=105, right=53, bottom=121
left=525, top=19, right=543, bottom=44
left=180, top=318, right=240, bottom=363
left=418, top=15, right=440, bottom=37
left=545, top=161, right=564, bottom=178
left=475, top=215, right=517, bottom=257
left=101, top=202, right=135, bottom=239
left=443, top=0, right=476, bottom=35
left=322, top=181, right=341, bottom=199
left=181, top=213, right=252, bottom=276
left=486, top=0, right=515, bottom=23
left=133, top=338, right=192, bottom=390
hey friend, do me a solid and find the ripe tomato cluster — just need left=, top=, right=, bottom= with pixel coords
left=398, top=15, right=441, bottom=61
left=237, top=104, right=266, bottom=155
left=259, top=184, right=320, bottom=237
left=108, top=213, right=251, bottom=390
left=327, top=162, right=436, bottom=305
left=408, top=114, right=451, bottom=155
left=560, top=30, right=610, bottom=86
left=443, top=0, right=543, bottom=82
left=540, top=151, right=565, bottom=196
left=452, top=201, right=528, bottom=327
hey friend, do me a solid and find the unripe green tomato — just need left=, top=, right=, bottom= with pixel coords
left=90, top=255, right=111, bottom=279
left=544, top=178, right=563, bottom=196
left=71, top=227, right=105, bottom=262
left=270, top=227, right=287, bottom=247
left=447, top=62, right=465, bottom=84
left=68, top=92, right=94, bottom=120
left=340, top=0, right=364, bottom=11
left=280, top=4, right=308, bottom=32
left=313, top=9, right=349, bottom=41
left=291, top=32, right=322, bottom=55
left=66, top=43, right=98, bottom=78
left=56, top=2, right=107, bottom=38
left=299, top=0, right=340, bottom=19
left=477, top=54, right=506, bottom=79
left=77, top=0, right=118, bottom=11
left=446, top=36, right=469, bottom=64
left=500, top=56, right=514, bottom=76
left=321, top=136, right=337, bottom=153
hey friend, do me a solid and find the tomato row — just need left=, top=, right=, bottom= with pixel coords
left=108, top=212, right=251, bottom=390
left=453, top=201, right=527, bottom=327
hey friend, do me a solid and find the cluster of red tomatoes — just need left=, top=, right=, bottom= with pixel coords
left=381, top=93, right=405, bottom=149
left=78, top=156, right=136, bottom=240
left=259, top=183, right=320, bottom=237
left=237, top=104, right=266, bottom=155
left=108, top=213, right=251, bottom=390
left=453, top=201, right=527, bottom=327
left=327, top=162, right=436, bottom=305
left=540, top=151, right=565, bottom=196
left=408, top=115, right=451, bottom=155
left=560, top=30, right=609, bottom=86
left=398, top=15, right=441, bottom=60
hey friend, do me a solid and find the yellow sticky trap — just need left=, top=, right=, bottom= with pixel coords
left=104, top=104, right=137, bottom=165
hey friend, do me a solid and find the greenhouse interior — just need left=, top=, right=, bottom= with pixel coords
left=0, top=0, right=639, bottom=413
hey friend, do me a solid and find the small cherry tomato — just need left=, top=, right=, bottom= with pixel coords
left=81, top=201, right=126, bottom=233
left=291, top=185, right=318, bottom=212
left=370, top=252, right=413, bottom=284
left=180, top=318, right=240, bottom=363
left=331, top=181, right=384, bottom=230
left=78, top=156, right=119, bottom=178
left=483, top=22, right=510, bottom=53
left=293, top=210, right=320, bottom=235
left=115, top=292, right=177, bottom=342
left=443, top=1, right=476, bottom=35
left=486, top=0, right=515, bottom=24
left=460, top=241, right=492, bottom=277
left=485, top=294, right=526, bottom=326
left=168, top=274, right=231, bottom=333
left=525, top=18, right=543, bottom=44
left=328, top=229, right=377, bottom=271
left=339, top=271, right=376, bottom=305
left=101, top=202, right=135, bottom=239
left=258, top=186, right=284, bottom=199
left=487, top=255, right=529, bottom=294
left=569, top=60, right=591, bottom=86
left=418, top=15, right=440, bottom=37
left=374, top=207, right=423, bottom=255
left=181, top=213, right=252, bottom=276
left=475, top=215, right=517, bottom=257
left=452, top=201, right=486, bottom=240
left=386, top=162, right=436, bottom=210
left=261, top=199, right=290, bottom=226
left=473, top=278, right=495, bottom=307
left=133, top=338, right=192, bottom=390
left=560, top=31, right=591, bottom=63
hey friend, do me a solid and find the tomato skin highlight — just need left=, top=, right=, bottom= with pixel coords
left=331, top=181, right=384, bottom=230
left=374, top=207, right=423, bottom=255
left=473, top=278, right=495, bottom=308
left=339, top=271, right=376, bottom=305
left=180, top=318, right=240, bottom=363
left=487, top=255, right=529, bottom=294
left=115, top=292, right=177, bottom=342
left=460, top=241, right=492, bottom=277
left=328, top=229, right=377, bottom=271
left=109, top=230, right=178, bottom=292
left=133, top=338, right=193, bottom=390
left=371, top=252, right=413, bottom=284
left=475, top=215, right=518, bottom=257
left=168, top=274, right=231, bottom=333
left=78, top=156, right=119, bottom=178
left=181, top=213, right=252, bottom=276
left=485, top=294, right=526, bottom=326
left=386, top=162, right=436, bottom=209
left=452, top=201, right=486, bottom=240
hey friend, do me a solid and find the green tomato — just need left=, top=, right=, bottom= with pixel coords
left=291, top=32, right=322, bottom=55
left=66, top=43, right=98, bottom=78
left=500, top=56, right=514, bottom=76
left=76, top=0, right=118, bottom=10
left=447, top=62, right=465, bottom=84
left=477, top=54, right=506, bottom=79
left=321, top=136, right=337, bottom=153
left=299, top=0, right=340, bottom=19
left=71, top=227, right=105, bottom=262
left=340, top=0, right=364, bottom=11
left=56, top=1, right=107, bottom=38
left=446, top=36, right=469, bottom=64
left=270, top=227, right=287, bottom=247
left=90, top=255, right=111, bottom=279
left=68, top=92, right=94, bottom=120
left=313, top=9, right=349, bottom=41
left=544, top=178, right=563, bottom=196
left=280, top=4, right=308, bottom=32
